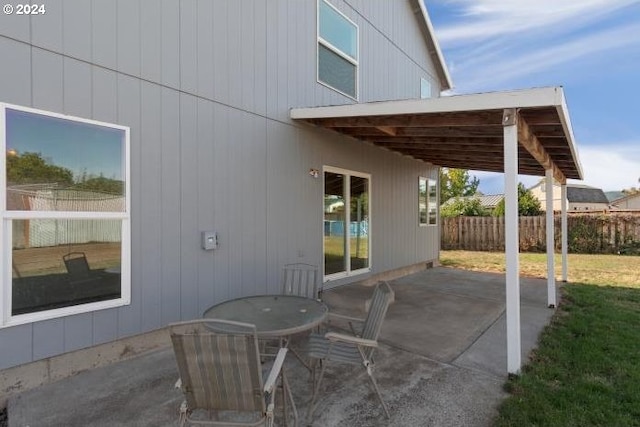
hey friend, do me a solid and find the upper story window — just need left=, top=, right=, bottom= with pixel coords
left=317, top=0, right=358, bottom=99
left=420, top=78, right=432, bottom=99
left=1, top=103, right=130, bottom=327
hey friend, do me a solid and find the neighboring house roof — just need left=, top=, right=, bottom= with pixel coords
left=441, top=194, right=503, bottom=209
left=611, top=192, right=640, bottom=206
left=410, top=0, right=453, bottom=91
left=566, top=186, right=609, bottom=204
left=530, top=181, right=609, bottom=204
left=605, top=190, right=625, bottom=202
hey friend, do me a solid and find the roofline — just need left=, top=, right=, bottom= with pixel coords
left=612, top=192, right=640, bottom=204
left=411, top=0, right=453, bottom=91
left=553, top=90, right=584, bottom=180
left=292, top=86, right=567, bottom=118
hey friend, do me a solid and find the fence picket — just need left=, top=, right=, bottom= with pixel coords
left=441, top=213, right=640, bottom=253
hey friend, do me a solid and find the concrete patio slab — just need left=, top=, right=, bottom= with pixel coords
left=7, top=267, right=556, bottom=426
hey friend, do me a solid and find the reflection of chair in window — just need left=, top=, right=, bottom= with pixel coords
left=63, top=252, right=94, bottom=284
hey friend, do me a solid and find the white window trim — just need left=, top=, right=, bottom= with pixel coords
left=419, top=176, right=438, bottom=227
left=419, top=176, right=428, bottom=227
left=427, top=178, right=438, bottom=226
left=323, top=165, right=371, bottom=282
left=317, top=0, right=359, bottom=100
left=0, top=102, right=131, bottom=328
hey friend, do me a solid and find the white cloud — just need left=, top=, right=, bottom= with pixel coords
left=430, top=0, right=640, bottom=93
left=577, top=144, right=640, bottom=191
left=454, top=21, right=640, bottom=92
left=436, top=0, right=640, bottom=45
left=472, top=144, right=640, bottom=194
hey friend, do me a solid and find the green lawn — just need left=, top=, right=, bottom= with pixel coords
left=440, top=250, right=640, bottom=288
left=441, top=250, right=640, bottom=427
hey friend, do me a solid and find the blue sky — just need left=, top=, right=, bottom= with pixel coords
left=426, top=0, right=640, bottom=195
left=7, top=108, right=124, bottom=182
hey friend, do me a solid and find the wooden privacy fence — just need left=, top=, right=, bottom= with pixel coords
left=441, top=213, right=640, bottom=254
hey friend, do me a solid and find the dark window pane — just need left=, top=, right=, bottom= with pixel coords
left=6, top=108, right=126, bottom=212
left=419, top=177, right=428, bottom=225
left=428, top=180, right=438, bottom=225
left=324, top=172, right=346, bottom=276
left=11, top=219, right=122, bottom=315
left=350, top=176, right=369, bottom=271
left=318, top=45, right=356, bottom=98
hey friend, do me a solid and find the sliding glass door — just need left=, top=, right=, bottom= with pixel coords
left=323, top=167, right=370, bottom=279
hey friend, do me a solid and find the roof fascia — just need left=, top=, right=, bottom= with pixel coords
left=410, top=0, right=453, bottom=91
left=550, top=87, right=583, bottom=179
left=292, top=87, right=566, bottom=119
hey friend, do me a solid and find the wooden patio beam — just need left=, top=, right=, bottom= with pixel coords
left=367, top=137, right=504, bottom=145
left=375, top=126, right=397, bottom=136
left=308, top=111, right=504, bottom=128
left=517, top=115, right=566, bottom=184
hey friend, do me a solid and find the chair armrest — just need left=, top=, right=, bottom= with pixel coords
left=327, top=312, right=365, bottom=324
left=263, top=347, right=288, bottom=394
left=324, top=332, right=378, bottom=348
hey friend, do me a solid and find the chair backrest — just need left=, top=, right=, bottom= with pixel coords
left=63, top=252, right=91, bottom=280
left=170, top=319, right=265, bottom=414
left=361, top=281, right=394, bottom=356
left=282, top=263, right=320, bottom=299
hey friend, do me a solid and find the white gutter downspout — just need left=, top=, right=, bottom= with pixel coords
left=545, top=171, right=557, bottom=307
left=503, top=109, right=521, bottom=374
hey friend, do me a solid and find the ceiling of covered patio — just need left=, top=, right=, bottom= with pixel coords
left=291, top=87, right=583, bottom=183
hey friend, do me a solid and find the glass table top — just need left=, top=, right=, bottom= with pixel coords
left=203, top=295, right=328, bottom=337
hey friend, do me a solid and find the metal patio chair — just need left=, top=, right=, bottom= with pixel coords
left=277, top=263, right=322, bottom=370
left=169, top=319, right=298, bottom=427
left=305, top=281, right=394, bottom=422
left=281, top=263, right=321, bottom=300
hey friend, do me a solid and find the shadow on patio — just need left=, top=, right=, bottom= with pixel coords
left=7, top=267, right=556, bottom=426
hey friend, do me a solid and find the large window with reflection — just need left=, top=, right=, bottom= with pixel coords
left=317, top=0, right=358, bottom=99
left=324, top=167, right=370, bottom=280
left=1, top=104, right=130, bottom=326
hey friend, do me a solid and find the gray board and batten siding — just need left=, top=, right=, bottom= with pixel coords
left=0, top=0, right=441, bottom=369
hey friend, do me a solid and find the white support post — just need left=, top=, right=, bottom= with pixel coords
left=545, top=170, right=556, bottom=308
left=503, top=109, right=521, bottom=375
left=561, top=183, right=568, bottom=282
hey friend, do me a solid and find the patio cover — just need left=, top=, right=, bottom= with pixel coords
left=290, top=87, right=582, bottom=182
left=290, top=86, right=584, bottom=374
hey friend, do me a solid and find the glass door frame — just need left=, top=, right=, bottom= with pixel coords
left=322, top=165, right=371, bottom=282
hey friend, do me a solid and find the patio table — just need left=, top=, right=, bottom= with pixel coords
left=202, top=294, right=328, bottom=338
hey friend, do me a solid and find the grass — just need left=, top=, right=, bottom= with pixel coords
left=441, top=250, right=640, bottom=288
left=441, top=250, right=640, bottom=426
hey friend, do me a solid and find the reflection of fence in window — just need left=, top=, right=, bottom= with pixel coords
left=9, top=187, right=123, bottom=249
left=324, top=220, right=368, bottom=237
left=13, top=219, right=121, bottom=249
left=7, top=186, right=124, bottom=212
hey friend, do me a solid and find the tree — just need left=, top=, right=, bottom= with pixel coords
left=439, top=168, right=480, bottom=204
left=6, top=151, right=73, bottom=186
left=494, top=183, right=541, bottom=216
left=73, top=175, right=124, bottom=195
left=621, top=187, right=639, bottom=196
left=441, top=197, right=489, bottom=218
